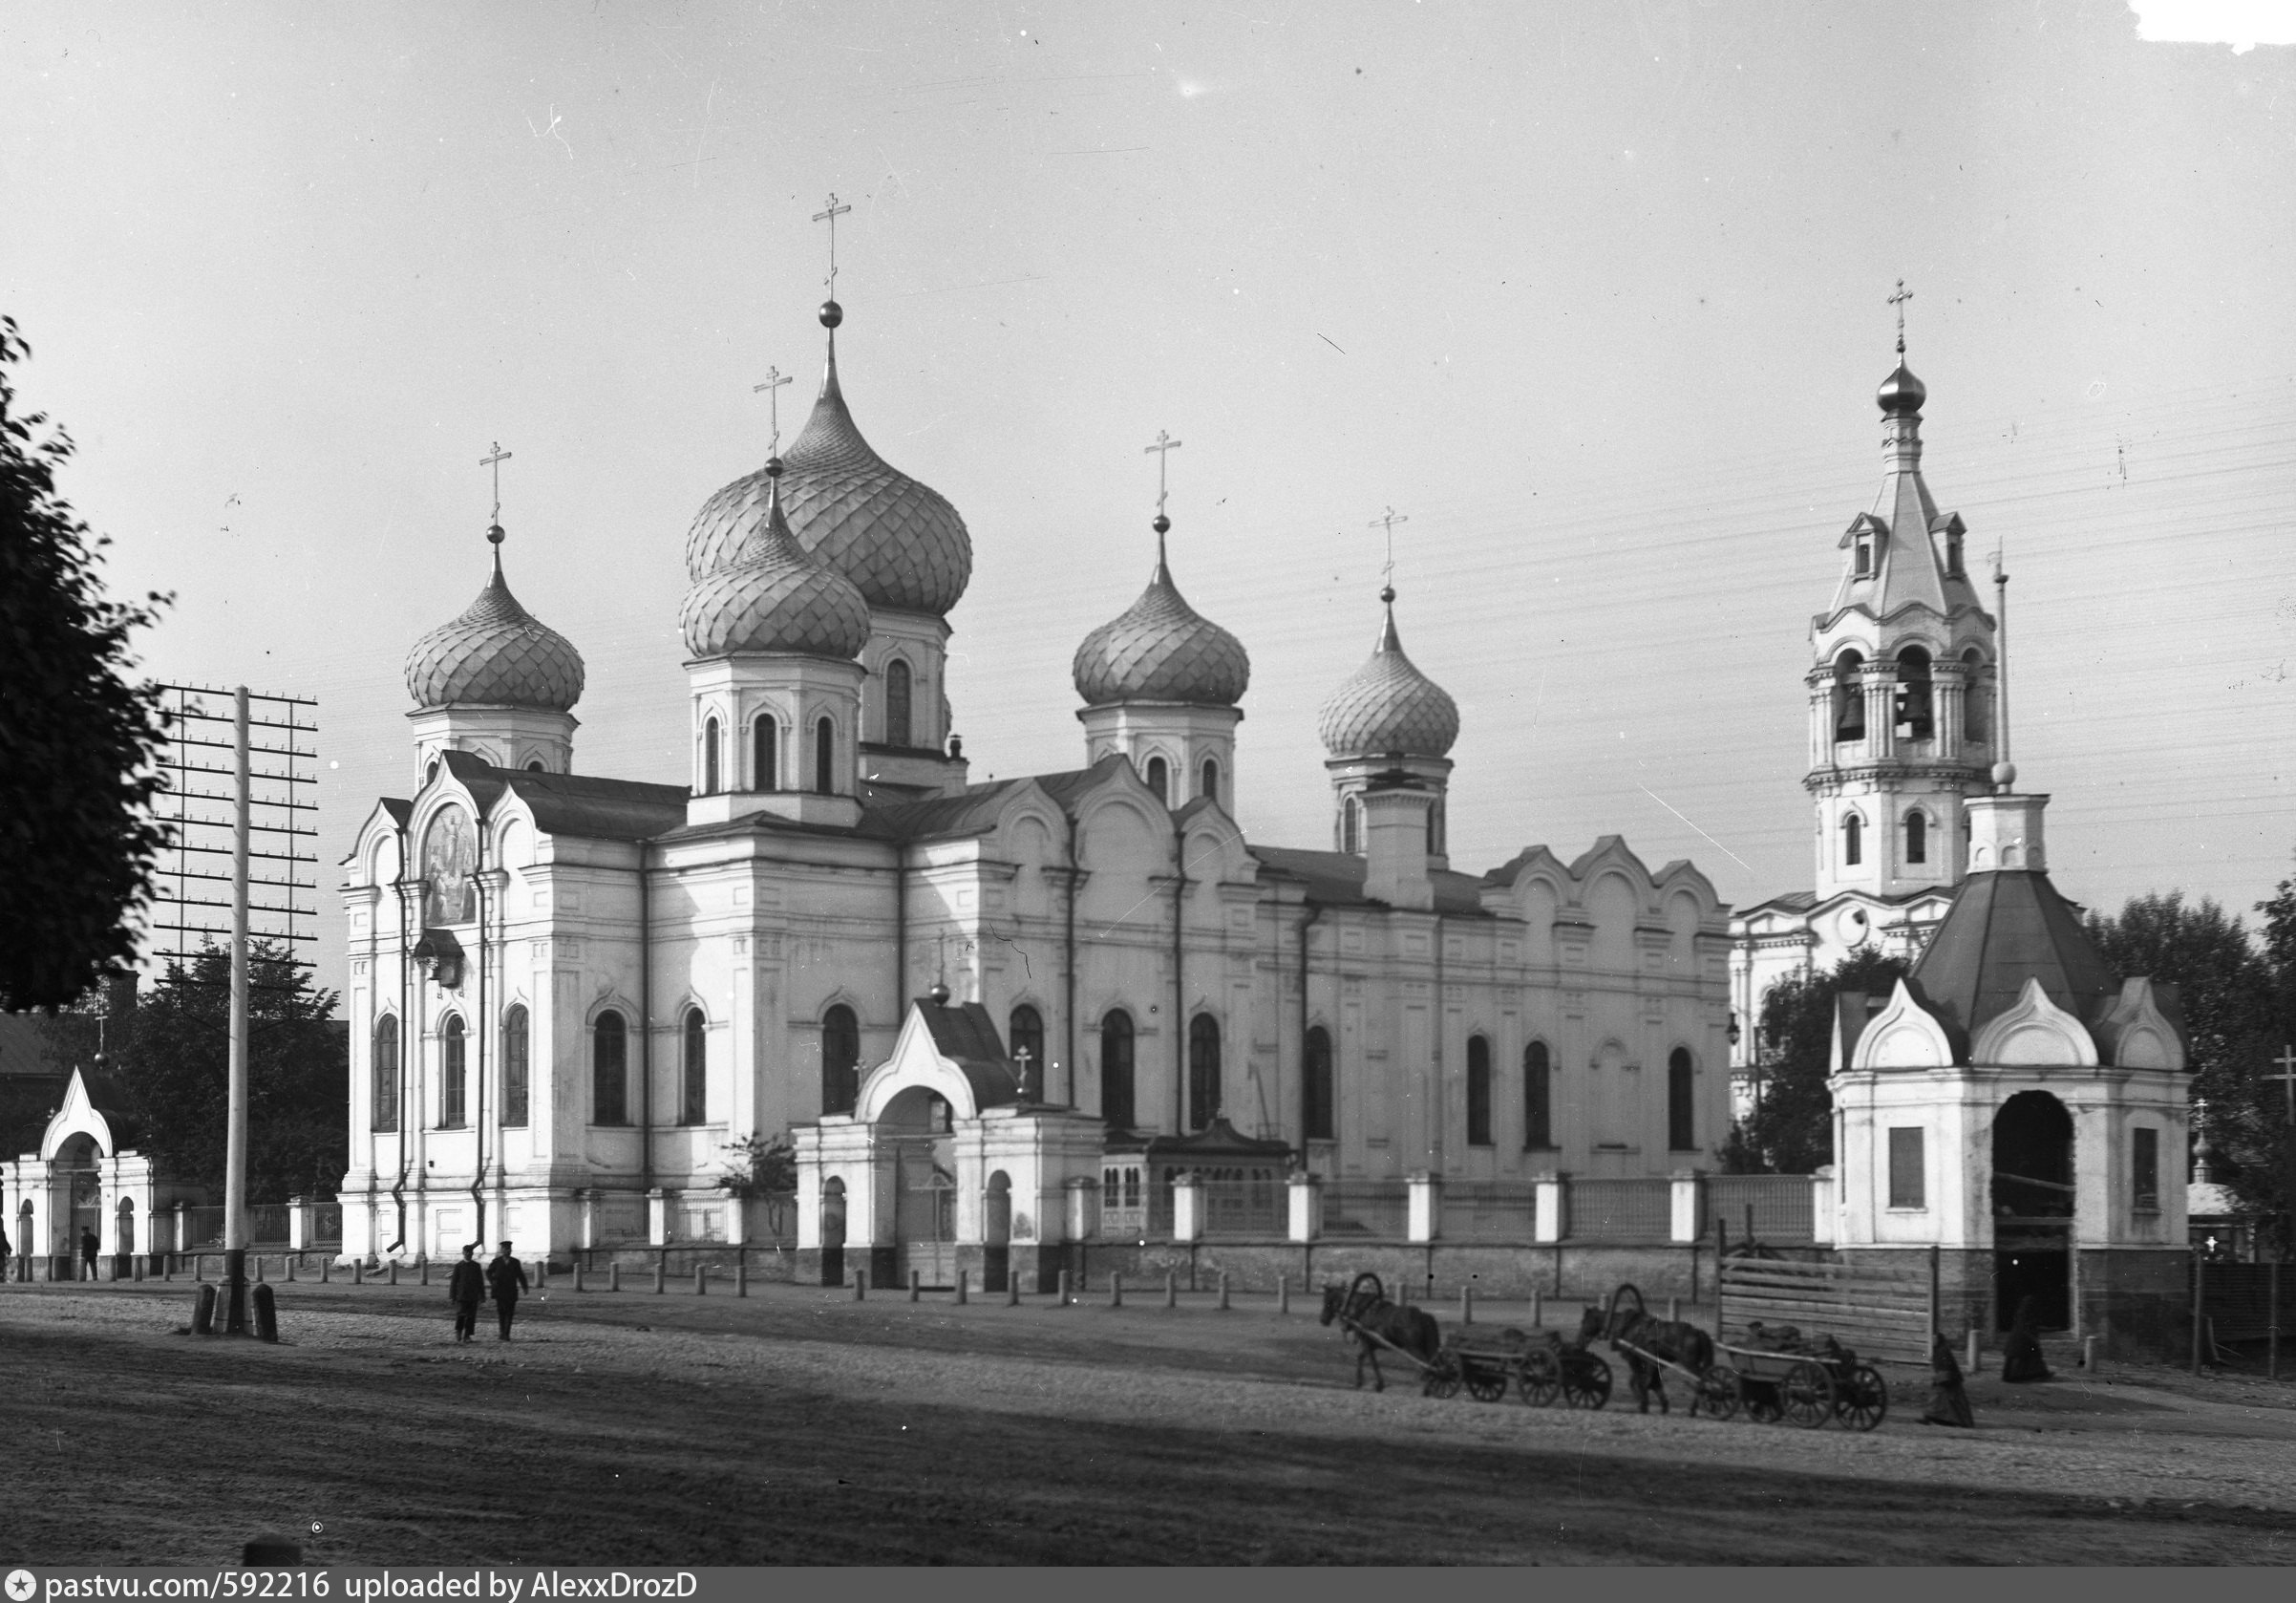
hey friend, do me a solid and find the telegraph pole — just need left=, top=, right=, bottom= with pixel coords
left=223, top=686, right=251, bottom=1334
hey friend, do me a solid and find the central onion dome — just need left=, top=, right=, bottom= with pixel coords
left=680, top=460, right=871, bottom=660
left=405, top=527, right=585, bottom=712
left=1877, top=360, right=1926, bottom=416
left=1072, top=516, right=1250, bottom=707
left=685, top=308, right=971, bottom=616
left=1317, top=588, right=1459, bottom=758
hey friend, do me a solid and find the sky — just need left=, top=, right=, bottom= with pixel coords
left=6, top=1, right=2294, bottom=1006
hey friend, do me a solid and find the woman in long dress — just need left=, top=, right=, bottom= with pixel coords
left=1923, top=1333, right=1974, bottom=1426
left=2000, top=1295, right=2053, bottom=1382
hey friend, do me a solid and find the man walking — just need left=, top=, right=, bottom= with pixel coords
left=447, top=1243, right=485, bottom=1343
left=486, top=1240, right=529, bottom=1341
left=79, top=1226, right=99, bottom=1279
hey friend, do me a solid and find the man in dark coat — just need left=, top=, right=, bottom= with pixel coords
left=486, top=1241, right=529, bottom=1341
left=2000, top=1295, right=2053, bottom=1382
left=79, top=1227, right=99, bottom=1278
left=447, top=1243, right=485, bottom=1343
left=0, top=1221, right=12, bottom=1280
left=1923, top=1333, right=1975, bottom=1426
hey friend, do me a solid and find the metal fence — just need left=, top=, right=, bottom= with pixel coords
left=1197, top=1175, right=1286, bottom=1237
left=311, top=1202, right=343, bottom=1245
left=1320, top=1179, right=1410, bottom=1239
left=1566, top=1178, right=1673, bottom=1242
left=1706, top=1175, right=1817, bottom=1244
left=1438, top=1183, right=1540, bottom=1243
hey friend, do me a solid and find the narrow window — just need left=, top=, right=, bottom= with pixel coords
left=1888, top=1126, right=1925, bottom=1208
left=821, top=1004, right=861, bottom=1115
left=501, top=1005, right=529, bottom=1128
left=1009, top=1004, right=1045, bottom=1089
left=1188, top=1014, right=1222, bottom=1131
left=1201, top=757, right=1220, bottom=805
left=1834, top=651, right=1866, bottom=741
left=1465, top=1035, right=1493, bottom=1147
left=1905, top=811, right=1927, bottom=866
left=1843, top=813, right=1863, bottom=866
left=1303, top=1025, right=1334, bottom=1142
left=755, top=718, right=777, bottom=791
left=1894, top=646, right=1934, bottom=741
left=1144, top=756, right=1169, bottom=805
left=1855, top=535, right=1873, bottom=578
left=1100, top=1010, right=1136, bottom=1129
left=681, top=1007, right=708, bottom=1125
left=703, top=716, right=721, bottom=795
left=1523, top=1040, right=1553, bottom=1150
left=439, top=1015, right=467, bottom=1129
left=593, top=1012, right=627, bottom=1125
left=885, top=659, right=913, bottom=749
left=372, top=1015, right=400, bottom=1132
left=814, top=717, right=836, bottom=796
left=1342, top=796, right=1360, bottom=855
left=1947, top=529, right=1965, bottom=577
left=2133, top=1126, right=2160, bottom=1211
left=1668, top=1047, right=1695, bottom=1151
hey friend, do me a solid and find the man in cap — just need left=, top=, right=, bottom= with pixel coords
left=486, top=1240, right=530, bottom=1341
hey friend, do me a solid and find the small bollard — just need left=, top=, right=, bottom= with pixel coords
left=164, top=1257, right=175, bottom=1283
left=318, top=1258, right=329, bottom=1284
left=389, top=1259, right=399, bottom=1286
left=285, top=1257, right=296, bottom=1284
left=654, top=1260, right=667, bottom=1295
left=133, top=1258, right=145, bottom=1283
left=1218, top=1272, right=1231, bottom=1311
left=192, top=1282, right=218, bottom=1336
left=574, top=1263, right=586, bottom=1293
left=1111, top=1271, right=1124, bottom=1308
left=1006, top=1272, right=1020, bottom=1308
left=853, top=1269, right=867, bottom=1301
left=255, top=1256, right=266, bottom=1285
left=1966, top=1327, right=1980, bottom=1373
left=695, top=1265, right=708, bottom=1295
left=1668, top=1295, right=1680, bottom=1323
left=1057, top=1269, right=1072, bottom=1306
left=1461, top=1286, right=1474, bottom=1325
left=736, top=1263, right=749, bottom=1297
left=253, top=1281, right=279, bottom=1343
left=1164, top=1270, right=1177, bottom=1309
left=351, top=1260, right=363, bottom=1287
left=535, top=1260, right=547, bottom=1292
left=609, top=1262, right=622, bottom=1293
left=1278, top=1273, right=1289, bottom=1315
left=910, top=1269, right=922, bottom=1302
left=2082, top=1335, right=2098, bottom=1372
left=955, top=1270, right=967, bottom=1305
left=195, top=1256, right=205, bottom=1283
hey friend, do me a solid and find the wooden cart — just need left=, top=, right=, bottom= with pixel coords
left=1424, top=1329, right=1614, bottom=1409
left=1709, top=1341, right=1889, bottom=1430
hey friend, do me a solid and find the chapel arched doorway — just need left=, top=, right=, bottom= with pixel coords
left=1991, top=1090, right=2073, bottom=1331
left=882, top=1085, right=957, bottom=1289
left=58, top=1133, right=101, bottom=1280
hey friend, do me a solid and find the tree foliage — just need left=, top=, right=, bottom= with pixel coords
left=0, top=317, right=172, bottom=1011
left=716, top=1131, right=797, bottom=1199
left=1722, top=948, right=1910, bottom=1175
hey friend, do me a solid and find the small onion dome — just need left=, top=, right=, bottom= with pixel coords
left=685, top=350, right=972, bottom=617
left=1072, top=525, right=1250, bottom=708
left=1877, top=361, right=1927, bottom=416
left=405, top=538, right=585, bottom=712
left=680, top=462, right=871, bottom=660
left=1317, top=590, right=1459, bottom=759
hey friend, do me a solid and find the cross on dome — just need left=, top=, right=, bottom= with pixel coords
left=1889, top=279, right=1914, bottom=356
left=479, top=441, right=513, bottom=565
left=754, top=366, right=793, bottom=457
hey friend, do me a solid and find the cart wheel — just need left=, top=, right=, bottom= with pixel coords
left=1465, top=1361, right=1510, bottom=1403
left=1695, top=1365, right=1742, bottom=1422
left=1517, top=1348, right=1563, bottom=1408
left=1565, top=1355, right=1612, bottom=1410
left=1422, top=1352, right=1464, bottom=1400
left=1780, top=1359, right=1837, bottom=1428
left=1835, top=1364, right=1888, bottom=1431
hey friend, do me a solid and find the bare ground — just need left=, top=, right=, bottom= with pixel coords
left=2, top=1279, right=2291, bottom=1566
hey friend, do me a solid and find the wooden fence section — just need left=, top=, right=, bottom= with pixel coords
left=2200, top=1261, right=2281, bottom=1344
left=1718, top=1254, right=1937, bottom=1367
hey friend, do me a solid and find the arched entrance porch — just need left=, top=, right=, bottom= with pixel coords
left=1992, top=1089, right=2073, bottom=1330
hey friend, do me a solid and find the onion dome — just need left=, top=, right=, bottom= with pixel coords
left=1072, top=516, right=1250, bottom=707
left=1877, top=361, right=1926, bottom=416
left=685, top=310, right=971, bottom=616
left=680, top=460, right=871, bottom=660
left=1317, top=588, right=1459, bottom=758
left=405, top=526, right=585, bottom=712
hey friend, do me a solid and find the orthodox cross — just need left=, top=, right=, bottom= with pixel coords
left=1370, top=505, right=1409, bottom=588
left=2269, top=1045, right=2296, bottom=1122
left=1013, top=1044, right=1034, bottom=1100
left=812, top=192, right=852, bottom=293
left=479, top=442, right=513, bottom=523
left=1143, top=430, right=1182, bottom=517
left=753, top=366, right=793, bottom=455
left=1889, top=279, right=1914, bottom=355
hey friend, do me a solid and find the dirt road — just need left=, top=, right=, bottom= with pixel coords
left=2, top=1281, right=2288, bottom=1565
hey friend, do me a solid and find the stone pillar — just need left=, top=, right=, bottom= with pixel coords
left=1171, top=1176, right=1204, bottom=1244
left=725, top=1191, right=748, bottom=1248
left=1811, top=1165, right=1838, bottom=1248
left=1407, top=1172, right=1442, bottom=1243
left=647, top=1187, right=670, bottom=1247
left=1286, top=1173, right=1323, bottom=1244
left=578, top=1188, right=600, bottom=1251
left=1064, top=1175, right=1099, bottom=1243
left=173, top=1201, right=188, bottom=1262
left=287, top=1196, right=310, bottom=1252
left=1669, top=1169, right=1704, bottom=1245
left=1533, top=1172, right=1566, bottom=1244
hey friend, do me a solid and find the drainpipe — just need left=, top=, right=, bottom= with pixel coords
left=1430, top=911, right=1445, bottom=1173
left=1063, top=805, right=1081, bottom=1107
left=390, top=823, right=412, bottom=1255
left=893, top=839, right=906, bottom=1019
left=638, top=855, right=654, bottom=1193
left=1297, top=903, right=1322, bottom=1155
left=469, top=829, right=489, bottom=1247
left=1172, top=813, right=1187, bottom=1132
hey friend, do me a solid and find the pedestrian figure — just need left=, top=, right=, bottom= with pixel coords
left=2000, top=1295, right=2052, bottom=1382
left=79, top=1227, right=99, bottom=1278
left=0, top=1221, right=11, bottom=1280
left=486, top=1240, right=529, bottom=1341
left=447, top=1243, right=484, bottom=1343
left=1923, top=1332, right=1975, bottom=1426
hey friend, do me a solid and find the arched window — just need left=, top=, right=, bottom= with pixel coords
left=593, top=1011, right=627, bottom=1125
left=814, top=716, right=836, bottom=796
left=1843, top=812, right=1863, bottom=866
left=1524, top=1040, right=1553, bottom=1150
left=1904, top=810, right=1928, bottom=866
left=884, top=659, right=913, bottom=748
left=372, top=1015, right=400, bottom=1132
left=1465, top=1035, right=1493, bottom=1147
left=1303, top=1025, right=1334, bottom=1142
left=681, top=1007, right=708, bottom=1125
left=525, top=760, right=544, bottom=773
left=755, top=717, right=778, bottom=791
left=821, top=1004, right=861, bottom=1115
left=1341, top=796, right=1360, bottom=855
left=501, top=1005, right=529, bottom=1128
left=1962, top=649, right=1988, bottom=742
left=1200, top=758, right=1220, bottom=806
left=1144, top=755, right=1169, bottom=805
left=1894, top=646, right=1934, bottom=741
left=1099, top=1010, right=1136, bottom=1128
left=439, top=1015, right=467, bottom=1129
left=1834, top=651, right=1866, bottom=742
left=1668, top=1047, right=1695, bottom=1152
left=1188, top=1014, right=1222, bottom=1131
left=702, top=716, right=721, bottom=795
left=1009, top=1004, right=1045, bottom=1091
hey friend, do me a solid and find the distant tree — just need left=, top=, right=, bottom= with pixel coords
left=716, top=1131, right=797, bottom=1199
left=0, top=317, right=172, bottom=1011
left=1722, top=948, right=1911, bottom=1175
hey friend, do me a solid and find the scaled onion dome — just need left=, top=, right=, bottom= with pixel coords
left=680, top=460, right=871, bottom=660
left=685, top=301, right=972, bottom=616
left=404, top=526, right=586, bottom=712
left=1072, top=516, right=1251, bottom=707
left=1316, top=588, right=1459, bottom=758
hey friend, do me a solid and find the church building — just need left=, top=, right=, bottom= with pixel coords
left=338, top=284, right=1734, bottom=1272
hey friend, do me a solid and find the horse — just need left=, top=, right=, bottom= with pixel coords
left=1319, top=1272, right=1442, bottom=1393
left=1578, top=1282, right=1715, bottom=1415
